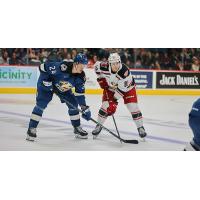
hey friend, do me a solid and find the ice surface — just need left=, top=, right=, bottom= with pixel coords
left=0, top=94, right=197, bottom=150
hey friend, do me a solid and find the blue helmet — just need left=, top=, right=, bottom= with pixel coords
left=74, top=53, right=88, bottom=65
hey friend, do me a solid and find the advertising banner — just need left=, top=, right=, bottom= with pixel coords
left=131, top=70, right=153, bottom=89
left=156, top=71, right=200, bottom=89
left=0, top=66, right=38, bottom=87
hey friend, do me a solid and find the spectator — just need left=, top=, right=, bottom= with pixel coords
left=63, top=53, right=73, bottom=62
left=191, top=57, right=200, bottom=71
left=0, top=50, right=10, bottom=65
left=177, top=61, right=184, bottom=71
left=9, top=52, right=20, bottom=65
left=28, top=48, right=41, bottom=65
left=154, top=60, right=161, bottom=70
left=160, top=52, right=170, bottom=70
left=40, top=48, right=48, bottom=62
left=87, top=55, right=98, bottom=68
left=135, top=57, right=142, bottom=68
left=71, top=49, right=77, bottom=60
left=1, top=48, right=200, bottom=70
left=125, top=59, right=132, bottom=68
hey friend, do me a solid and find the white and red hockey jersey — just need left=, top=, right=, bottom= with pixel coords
left=94, top=61, right=136, bottom=99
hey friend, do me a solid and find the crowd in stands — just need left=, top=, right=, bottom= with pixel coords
left=0, top=48, right=200, bottom=71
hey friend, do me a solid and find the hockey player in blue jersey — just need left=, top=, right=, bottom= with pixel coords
left=184, top=98, right=200, bottom=151
left=26, top=52, right=91, bottom=141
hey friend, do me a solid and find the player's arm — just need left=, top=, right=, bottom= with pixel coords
left=114, top=66, right=134, bottom=100
left=74, top=71, right=87, bottom=106
left=94, top=61, right=109, bottom=89
left=38, top=63, right=53, bottom=91
left=74, top=72, right=91, bottom=120
left=189, top=100, right=200, bottom=118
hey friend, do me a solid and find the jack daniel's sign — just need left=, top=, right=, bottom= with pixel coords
left=156, top=71, right=200, bottom=89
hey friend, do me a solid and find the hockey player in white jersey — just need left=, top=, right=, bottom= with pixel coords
left=92, top=53, right=147, bottom=139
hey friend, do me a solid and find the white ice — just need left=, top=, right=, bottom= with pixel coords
left=0, top=93, right=198, bottom=150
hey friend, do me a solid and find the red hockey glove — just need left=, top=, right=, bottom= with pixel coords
left=107, top=100, right=118, bottom=116
left=97, top=78, right=109, bottom=89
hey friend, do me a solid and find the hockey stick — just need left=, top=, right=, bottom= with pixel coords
left=90, top=117, right=138, bottom=144
left=55, top=92, right=138, bottom=144
left=104, top=90, right=122, bottom=143
left=111, top=115, right=122, bottom=144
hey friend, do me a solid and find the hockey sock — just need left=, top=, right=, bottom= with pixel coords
left=131, top=111, right=143, bottom=128
left=98, top=107, right=108, bottom=125
left=28, top=105, right=44, bottom=129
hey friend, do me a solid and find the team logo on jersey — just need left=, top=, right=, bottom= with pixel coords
left=56, top=81, right=73, bottom=92
left=124, top=80, right=132, bottom=88
left=100, top=62, right=108, bottom=68
left=61, top=64, right=68, bottom=72
left=124, top=80, right=129, bottom=87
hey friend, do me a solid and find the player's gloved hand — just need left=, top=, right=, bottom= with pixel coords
left=107, top=100, right=118, bottom=116
left=81, top=106, right=91, bottom=121
left=97, top=78, right=109, bottom=89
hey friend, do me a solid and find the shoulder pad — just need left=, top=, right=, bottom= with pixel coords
left=61, top=61, right=74, bottom=73
left=39, top=63, right=46, bottom=72
left=117, top=64, right=130, bottom=79
left=100, top=61, right=109, bottom=72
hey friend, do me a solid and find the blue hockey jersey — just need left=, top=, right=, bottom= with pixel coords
left=189, top=98, right=200, bottom=117
left=38, top=60, right=86, bottom=106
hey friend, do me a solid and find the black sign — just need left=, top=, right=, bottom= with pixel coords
left=156, top=72, right=200, bottom=89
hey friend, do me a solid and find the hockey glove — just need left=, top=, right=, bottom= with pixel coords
left=81, top=105, right=91, bottom=121
left=97, top=78, right=109, bottom=89
left=107, top=100, right=118, bottom=116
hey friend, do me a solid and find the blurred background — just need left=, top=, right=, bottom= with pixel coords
left=0, top=48, right=200, bottom=71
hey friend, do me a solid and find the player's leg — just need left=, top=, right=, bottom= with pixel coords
left=27, top=88, right=53, bottom=141
left=92, top=101, right=109, bottom=138
left=124, top=88, right=147, bottom=139
left=92, top=90, right=114, bottom=138
left=184, top=117, right=200, bottom=151
left=65, top=95, right=88, bottom=139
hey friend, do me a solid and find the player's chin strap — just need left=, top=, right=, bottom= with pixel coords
left=54, top=91, right=138, bottom=144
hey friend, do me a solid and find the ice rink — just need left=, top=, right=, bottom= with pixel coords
left=0, top=93, right=198, bottom=150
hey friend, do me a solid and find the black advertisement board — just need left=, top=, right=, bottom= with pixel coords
left=156, top=71, right=200, bottom=89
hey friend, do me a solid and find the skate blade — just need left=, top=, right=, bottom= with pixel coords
left=75, top=134, right=88, bottom=139
left=26, top=135, right=35, bottom=142
left=139, top=137, right=146, bottom=142
left=93, top=135, right=99, bottom=140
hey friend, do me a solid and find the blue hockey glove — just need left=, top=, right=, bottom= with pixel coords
left=81, top=106, right=91, bottom=121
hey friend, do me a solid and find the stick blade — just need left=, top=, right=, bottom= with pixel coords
left=122, top=139, right=139, bottom=144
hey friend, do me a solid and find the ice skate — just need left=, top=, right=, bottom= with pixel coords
left=184, top=140, right=200, bottom=151
left=92, top=124, right=102, bottom=139
left=74, top=126, right=88, bottom=139
left=138, top=126, right=147, bottom=141
left=26, top=128, right=37, bottom=141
